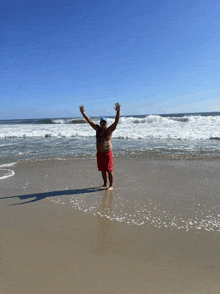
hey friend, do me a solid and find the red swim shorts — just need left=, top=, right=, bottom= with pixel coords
left=96, top=151, right=113, bottom=172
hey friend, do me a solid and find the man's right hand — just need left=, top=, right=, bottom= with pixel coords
left=79, top=104, right=97, bottom=130
left=79, top=105, right=85, bottom=113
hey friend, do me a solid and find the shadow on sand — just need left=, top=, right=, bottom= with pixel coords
left=1, top=187, right=102, bottom=205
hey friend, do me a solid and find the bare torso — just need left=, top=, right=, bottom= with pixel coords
left=96, top=125, right=113, bottom=153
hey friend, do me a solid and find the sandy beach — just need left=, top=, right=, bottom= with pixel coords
left=1, top=154, right=220, bottom=293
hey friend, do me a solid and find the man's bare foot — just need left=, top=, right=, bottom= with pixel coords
left=108, top=186, right=113, bottom=191
left=99, top=185, right=108, bottom=189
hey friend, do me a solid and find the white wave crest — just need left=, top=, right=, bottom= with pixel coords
left=0, top=115, right=219, bottom=141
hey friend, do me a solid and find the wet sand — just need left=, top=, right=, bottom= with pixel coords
left=1, top=155, right=220, bottom=293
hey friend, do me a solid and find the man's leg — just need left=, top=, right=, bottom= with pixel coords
left=108, top=171, right=114, bottom=190
left=101, top=171, right=108, bottom=188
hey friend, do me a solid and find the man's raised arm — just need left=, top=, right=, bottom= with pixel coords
left=79, top=105, right=97, bottom=130
left=109, top=102, right=120, bottom=132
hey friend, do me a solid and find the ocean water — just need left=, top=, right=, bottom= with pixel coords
left=1, top=112, right=220, bottom=232
left=0, top=112, right=220, bottom=166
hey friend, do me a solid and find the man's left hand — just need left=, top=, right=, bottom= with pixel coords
left=113, top=102, right=120, bottom=112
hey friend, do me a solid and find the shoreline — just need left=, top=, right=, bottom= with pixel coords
left=1, top=155, right=220, bottom=293
left=1, top=138, right=220, bottom=167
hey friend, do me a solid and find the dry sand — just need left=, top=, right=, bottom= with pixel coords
left=1, top=155, right=220, bottom=293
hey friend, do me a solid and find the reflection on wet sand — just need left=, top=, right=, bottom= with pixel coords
left=96, top=190, right=115, bottom=253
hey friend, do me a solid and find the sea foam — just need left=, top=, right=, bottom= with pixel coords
left=0, top=163, right=16, bottom=180
left=0, top=115, right=219, bottom=140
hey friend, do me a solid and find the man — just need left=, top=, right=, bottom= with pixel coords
left=79, top=102, right=120, bottom=190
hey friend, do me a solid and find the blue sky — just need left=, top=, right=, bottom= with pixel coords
left=1, top=0, right=220, bottom=119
